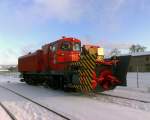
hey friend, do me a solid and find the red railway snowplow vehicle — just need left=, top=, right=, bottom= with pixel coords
left=18, top=37, right=130, bottom=92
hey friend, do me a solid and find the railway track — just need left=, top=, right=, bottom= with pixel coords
left=0, top=85, right=71, bottom=120
left=96, top=92, right=150, bottom=103
left=0, top=102, right=17, bottom=120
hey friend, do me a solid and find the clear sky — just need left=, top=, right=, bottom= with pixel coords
left=0, top=0, right=150, bottom=65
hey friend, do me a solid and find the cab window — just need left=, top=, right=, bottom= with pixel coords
left=51, top=43, right=58, bottom=52
left=61, top=41, right=72, bottom=51
left=73, top=42, right=81, bottom=51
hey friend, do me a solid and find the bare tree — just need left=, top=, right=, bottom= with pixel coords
left=110, top=48, right=121, bottom=56
left=129, top=44, right=146, bottom=53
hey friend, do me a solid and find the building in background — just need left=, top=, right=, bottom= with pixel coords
left=0, top=65, right=17, bottom=72
left=128, top=52, right=150, bottom=72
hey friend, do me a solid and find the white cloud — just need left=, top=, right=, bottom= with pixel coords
left=0, top=0, right=127, bottom=27
left=0, top=0, right=87, bottom=24
left=31, top=0, right=84, bottom=22
left=0, top=0, right=150, bottom=64
left=1, top=0, right=149, bottom=29
left=103, top=42, right=132, bottom=49
left=2, top=0, right=149, bottom=33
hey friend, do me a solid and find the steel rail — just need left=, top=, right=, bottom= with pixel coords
left=0, top=102, right=17, bottom=120
left=0, top=85, right=70, bottom=120
left=96, top=92, right=150, bottom=103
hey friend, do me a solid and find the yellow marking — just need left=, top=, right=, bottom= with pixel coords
left=80, top=76, right=88, bottom=86
left=83, top=86, right=86, bottom=92
left=80, top=62, right=87, bottom=69
left=87, top=69, right=93, bottom=78
left=84, top=55, right=96, bottom=67
left=87, top=54, right=96, bottom=62
left=97, top=56, right=104, bottom=62
left=83, top=59, right=95, bottom=69
left=84, top=86, right=88, bottom=92
left=71, top=54, right=97, bottom=93
left=84, top=76, right=92, bottom=89
left=82, top=60, right=95, bottom=74
left=84, top=59, right=95, bottom=70
left=84, top=84, right=91, bottom=92
left=81, top=62, right=89, bottom=71
left=81, top=70, right=90, bottom=79
left=80, top=63, right=93, bottom=78
left=85, top=85, right=90, bottom=92
left=83, top=55, right=96, bottom=72
left=80, top=86, right=83, bottom=92
left=82, top=59, right=91, bottom=69
left=82, top=76, right=89, bottom=86
left=80, top=71, right=92, bottom=89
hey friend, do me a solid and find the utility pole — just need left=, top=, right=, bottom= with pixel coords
left=136, top=60, right=139, bottom=88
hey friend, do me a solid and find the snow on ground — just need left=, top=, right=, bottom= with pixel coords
left=0, top=72, right=19, bottom=83
left=95, top=88, right=150, bottom=112
left=1, top=82, right=150, bottom=120
left=0, top=72, right=150, bottom=120
left=127, top=72, right=150, bottom=88
left=0, top=87, right=65, bottom=120
left=0, top=106, right=11, bottom=120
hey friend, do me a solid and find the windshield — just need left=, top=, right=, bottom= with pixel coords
left=73, top=42, right=81, bottom=51
left=61, top=41, right=72, bottom=51
left=61, top=41, right=81, bottom=51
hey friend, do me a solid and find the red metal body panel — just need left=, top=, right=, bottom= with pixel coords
left=56, top=50, right=80, bottom=63
left=18, top=50, right=43, bottom=72
left=18, top=37, right=81, bottom=72
left=63, top=37, right=80, bottom=43
left=42, top=38, right=81, bottom=71
left=42, top=44, right=51, bottom=71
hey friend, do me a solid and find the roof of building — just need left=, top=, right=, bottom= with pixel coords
left=130, top=51, right=150, bottom=57
left=105, top=51, right=150, bottom=59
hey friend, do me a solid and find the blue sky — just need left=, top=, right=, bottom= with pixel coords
left=0, top=0, right=150, bottom=65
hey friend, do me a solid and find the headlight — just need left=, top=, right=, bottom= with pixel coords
left=98, top=48, right=104, bottom=56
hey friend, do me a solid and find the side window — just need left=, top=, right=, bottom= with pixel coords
left=61, top=41, right=71, bottom=51
left=51, top=43, right=57, bottom=52
left=49, top=45, right=53, bottom=51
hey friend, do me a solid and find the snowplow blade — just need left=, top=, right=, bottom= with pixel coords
left=112, top=55, right=131, bottom=86
left=70, top=54, right=131, bottom=93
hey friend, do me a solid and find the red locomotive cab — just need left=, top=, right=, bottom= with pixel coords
left=42, top=37, right=81, bottom=71
left=56, top=37, right=81, bottom=63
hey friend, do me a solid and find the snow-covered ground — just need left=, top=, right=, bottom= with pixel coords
left=127, top=72, right=150, bottom=88
left=0, top=106, right=12, bottom=120
left=0, top=72, right=150, bottom=120
left=0, top=87, right=65, bottom=120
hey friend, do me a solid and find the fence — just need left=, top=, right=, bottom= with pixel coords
left=127, top=72, right=150, bottom=88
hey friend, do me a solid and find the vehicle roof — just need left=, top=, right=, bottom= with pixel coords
left=49, top=37, right=81, bottom=45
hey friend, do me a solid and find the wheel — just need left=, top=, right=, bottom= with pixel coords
left=25, top=78, right=34, bottom=85
left=52, top=76, right=59, bottom=89
left=59, top=76, right=64, bottom=90
left=44, top=76, right=53, bottom=88
left=24, top=77, right=38, bottom=86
